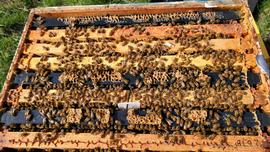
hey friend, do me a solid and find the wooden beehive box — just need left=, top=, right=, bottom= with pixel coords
left=0, top=0, right=270, bottom=151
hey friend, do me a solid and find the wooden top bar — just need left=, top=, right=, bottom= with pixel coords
left=28, top=24, right=243, bottom=42
left=7, top=88, right=253, bottom=105
left=0, top=132, right=266, bottom=151
left=32, top=1, right=242, bottom=18
left=24, top=39, right=241, bottom=56
left=130, top=88, right=254, bottom=105
left=18, top=55, right=245, bottom=71
left=7, top=89, right=129, bottom=105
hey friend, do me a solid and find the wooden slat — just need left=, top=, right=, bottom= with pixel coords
left=24, top=39, right=241, bottom=56
left=18, top=55, right=244, bottom=71
left=0, top=132, right=265, bottom=151
left=32, top=2, right=242, bottom=18
left=28, top=24, right=242, bottom=42
left=8, top=88, right=253, bottom=105
left=130, top=89, right=254, bottom=105
left=7, top=89, right=129, bottom=105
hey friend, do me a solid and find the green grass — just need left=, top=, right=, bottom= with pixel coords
left=255, top=0, right=270, bottom=51
left=0, top=0, right=148, bottom=91
left=0, top=0, right=26, bottom=89
left=0, top=0, right=269, bottom=91
left=256, top=0, right=270, bottom=41
left=0, top=36, right=18, bottom=87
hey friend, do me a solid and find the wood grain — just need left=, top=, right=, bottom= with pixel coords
left=28, top=24, right=242, bottom=42
left=7, top=89, right=129, bottom=105
left=24, top=39, right=241, bottom=56
left=7, top=88, right=253, bottom=105
left=0, top=132, right=266, bottom=151
left=32, top=2, right=242, bottom=17
left=18, top=55, right=245, bottom=71
left=129, top=88, right=254, bottom=105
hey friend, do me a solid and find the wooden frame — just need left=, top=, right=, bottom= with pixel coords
left=0, top=132, right=267, bottom=151
left=0, top=0, right=270, bottom=151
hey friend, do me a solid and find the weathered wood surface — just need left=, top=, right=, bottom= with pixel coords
left=7, top=89, right=253, bottom=105
left=24, top=39, right=240, bottom=56
left=129, top=88, right=254, bottom=105
left=28, top=24, right=242, bottom=42
left=31, top=1, right=242, bottom=18
left=0, top=132, right=266, bottom=151
left=18, top=55, right=245, bottom=71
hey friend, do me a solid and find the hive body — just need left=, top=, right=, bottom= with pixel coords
left=0, top=1, right=270, bottom=151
